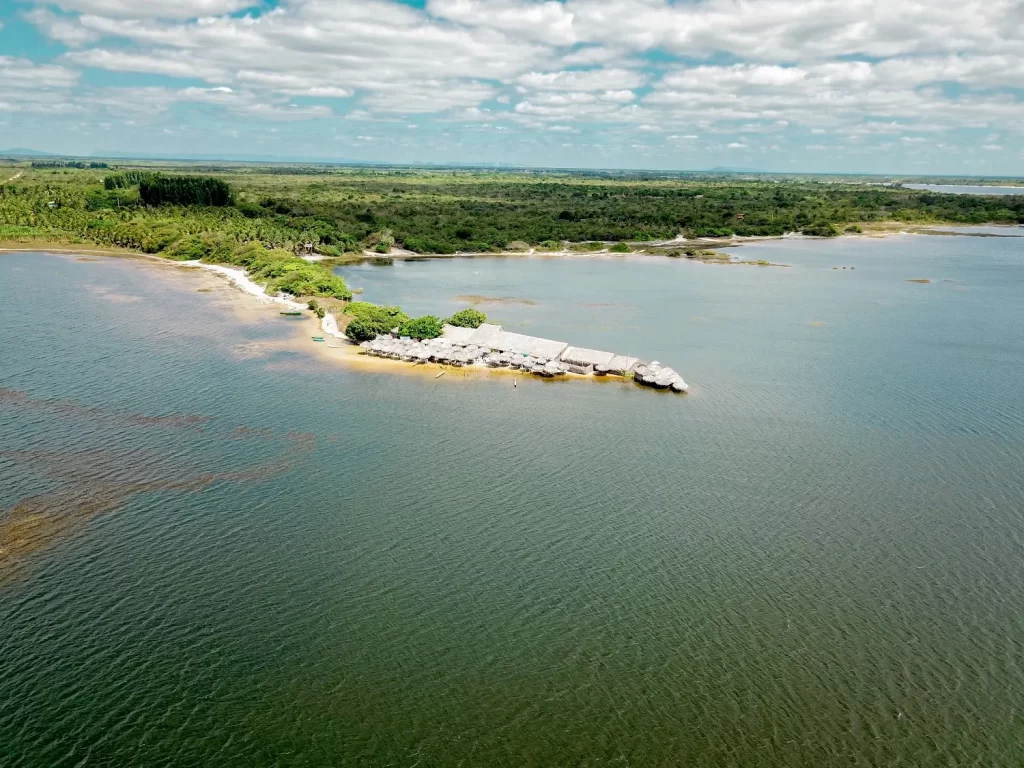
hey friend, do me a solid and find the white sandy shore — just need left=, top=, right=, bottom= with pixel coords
left=183, top=260, right=347, bottom=340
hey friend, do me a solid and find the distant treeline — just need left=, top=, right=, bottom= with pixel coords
left=2, top=165, right=1023, bottom=261
left=32, top=161, right=108, bottom=169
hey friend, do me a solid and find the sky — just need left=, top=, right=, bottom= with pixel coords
left=1, top=0, right=1023, bottom=174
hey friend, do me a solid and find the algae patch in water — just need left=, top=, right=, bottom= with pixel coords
left=0, top=390, right=318, bottom=584
left=455, top=294, right=537, bottom=306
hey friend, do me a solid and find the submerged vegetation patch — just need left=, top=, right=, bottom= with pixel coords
left=0, top=389, right=321, bottom=583
left=456, top=295, right=537, bottom=306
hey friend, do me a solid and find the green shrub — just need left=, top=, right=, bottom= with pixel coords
left=802, top=222, right=839, bottom=237
left=163, top=235, right=209, bottom=261
left=403, top=237, right=457, bottom=254
left=609, top=242, right=631, bottom=253
left=345, top=318, right=377, bottom=342
left=140, top=224, right=183, bottom=253
left=236, top=201, right=264, bottom=218
left=371, top=228, right=394, bottom=253
left=446, top=308, right=487, bottom=328
left=343, top=302, right=410, bottom=339
left=400, top=315, right=443, bottom=340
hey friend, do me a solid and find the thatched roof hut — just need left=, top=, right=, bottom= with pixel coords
left=559, top=346, right=615, bottom=368
left=607, top=355, right=639, bottom=375
left=441, top=324, right=476, bottom=344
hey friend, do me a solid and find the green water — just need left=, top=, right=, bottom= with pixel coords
left=2, top=235, right=1023, bottom=766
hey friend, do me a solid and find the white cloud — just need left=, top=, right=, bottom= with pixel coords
left=51, top=0, right=256, bottom=19
left=427, top=0, right=575, bottom=46
left=64, top=49, right=227, bottom=80
left=22, top=9, right=100, bottom=45
left=0, top=56, right=80, bottom=89
left=518, top=68, right=645, bottom=91
left=561, top=46, right=626, bottom=66
left=10, top=0, right=1024, bottom=169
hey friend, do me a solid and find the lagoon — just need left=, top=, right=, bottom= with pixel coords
left=904, top=183, right=1024, bottom=195
left=2, top=232, right=1023, bottom=766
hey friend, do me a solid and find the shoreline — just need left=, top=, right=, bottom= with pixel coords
left=3, top=221, right=1019, bottom=267
left=14, top=249, right=689, bottom=391
left=4, top=221, right=1013, bottom=390
left=181, top=260, right=685, bottom=390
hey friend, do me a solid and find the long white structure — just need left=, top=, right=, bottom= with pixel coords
left=366, top=322, right=690, bottom=392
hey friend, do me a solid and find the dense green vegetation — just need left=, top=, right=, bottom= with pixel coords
left=161, top=236, right=351, bottom=299
left=1, top=162, right=1022, bottom=263
left=104, top=171, right=147, bottom=190
left=138, top=175, right=233, bottom=207
left=343, top=302, right=411, bottom=342
left=400, top=315, right=444, bottom=340
left=342, top=303, right=485, bottom=342
left=445, top=308, right=487, bottom=328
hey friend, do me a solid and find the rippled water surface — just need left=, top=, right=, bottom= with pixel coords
left=903, top=183, right=1024, bottom=196
left=2, top=237, right=1023, bottom=766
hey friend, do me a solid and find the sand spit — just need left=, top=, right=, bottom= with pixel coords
left=175, top=261, right=688, bottom=393
left=181, top=261, right=306, bottom=311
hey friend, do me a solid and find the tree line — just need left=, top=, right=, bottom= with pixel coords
left=31, top=161, right=108, bottom=169
left=3, top=165, right=1023, bottom=261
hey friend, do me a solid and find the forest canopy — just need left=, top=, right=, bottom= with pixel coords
left=2, top=163, right=1022, bottom=262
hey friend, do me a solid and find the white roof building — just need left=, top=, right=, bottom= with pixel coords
left=442, top=323, right=568, bottom=360
left=441, top=324, right=476, bottom=344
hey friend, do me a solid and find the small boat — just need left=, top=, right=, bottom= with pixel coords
left=280, top=311, right=303, bottom=316
left=311, top=336, right=325, bottom=342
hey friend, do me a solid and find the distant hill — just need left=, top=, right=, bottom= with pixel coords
left=98, top=150, right=361, bottom=163
left=0, top=148, right=55, bottom=157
